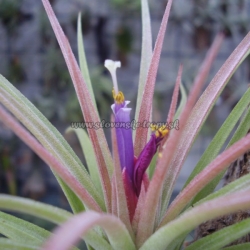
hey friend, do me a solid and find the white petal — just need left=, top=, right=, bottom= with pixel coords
left=104, top=60, right=121, bottom=71
left=104, top=59, right=121, bottom=94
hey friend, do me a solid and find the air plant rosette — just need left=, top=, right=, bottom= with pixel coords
left=0, top=0, right=250, bottom=250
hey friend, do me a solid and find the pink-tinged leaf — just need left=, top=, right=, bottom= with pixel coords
left=142, top=173, right=150, bottom=192
left=0, top=106, right=101, bottom=212
left=134, top=0, right=173, bottom=156
left=134, top=0, right=153, bottom=133
left=132, top=184, right=146, bottom=235
left=41, top=0, right=112, bottom=212
left=167, top=65, right=183, bottom=124
left=111, top=176, right=117, bottom=216
left=161, top=32, right=250, bottom=211
left=136, top=128, right=182, bottom=247
left=140, top=191, right=250, bottom=250
left=122, top=169, right=138, bottom=222
left=160, top=33, right=225, bottom=212
left=42, top=211, right=136, bottom=250
left=159, top=133, right=250, bottom=227
left=111, top=118, right=134, bottom=238
left=0, top=79, right=105, bottom=211
left=136, top=34, right=224, bottom=247
left=160, top=64, right=183, bottom=148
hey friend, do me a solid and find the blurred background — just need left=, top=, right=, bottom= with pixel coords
left=0, top=0, right=249, bottom=237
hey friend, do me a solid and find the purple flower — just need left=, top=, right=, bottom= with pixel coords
left=134, top=125, right=169, bottom=196
left=105, top=60, right=169, bottom=203
left=111, top=102, right=134, bottom=181
left=105, top=60, right=134, bottom=182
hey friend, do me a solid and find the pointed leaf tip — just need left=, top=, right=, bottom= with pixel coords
left=167, top=64, right=183, bottom=124
left=134, top=0, right=173, bottom=156
left=41, top=0, right=113, bottom=212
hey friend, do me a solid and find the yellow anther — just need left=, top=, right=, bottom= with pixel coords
left=150, top=124, right=158, bottom=131
left=158, top=152, right=163, bottom=158
left=155, top=125, right=169, bottom=138
left=112, top=89, right=125, bottom=104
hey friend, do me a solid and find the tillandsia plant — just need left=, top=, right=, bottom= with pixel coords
left=1, top=0, right=250, bottom=249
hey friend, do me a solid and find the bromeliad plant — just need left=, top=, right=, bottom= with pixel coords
left=1, top=0, right=250, bottom=249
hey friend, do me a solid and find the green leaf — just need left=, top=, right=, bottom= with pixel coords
left=0, top=238, right=36, bottom=250
left=183, top=87, right=250, bottom=197
left=147, top=152, right=157, bottom=179
left=194, top=173, right=250, bottom=207
left=223, top=243, right=250, bottom=250
left=0, top=105, right=104, bottom=214
left=192, top=102, right=250, bottom=204
left=159, top=133, right=250, bottom=227
left=140, top=191, right=250, bottom=250
left=57, top=178, right=85, bottom=213
left=139, top=33, right=223, bottom=246
left=77, top=13, right=96, bottom=108
left=227, top=106, right=250, bottom=146
left=174, top=82, right=187, bottom=120
left=43, top=211, right=136, bottom=250
left=160, top=32, right=250, bottom=214
left=185, top=218, right=250, bottom=250
left=134, top=0, right=172, bottom=157
left=0, top=194, right=71, bottom=224
left=0, top=211, right=50, bottom=246
left=0, top=195, right=112, bottom=250
left=67, top=128, right=102, bottom=194
left=42, top=0, right=113, bottom=213
left=86, top=244, right=95, bottom=250
left=0, top=75, right=105, bottom=212
left=134, top=0, right=153, bottom=140
left=165, top=233, right=186, bottom=250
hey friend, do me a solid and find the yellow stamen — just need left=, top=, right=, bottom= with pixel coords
left=158, top=152, right=163, bottom=158
left=155, top=125, right=169, bottom=138
left=150, top=124, right=158, bottom=131
left=112, top=89, right=125, bottom=104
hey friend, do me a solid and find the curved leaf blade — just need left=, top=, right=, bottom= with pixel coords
left=136, top=32, right=223, bottom=248
left=184, top=87, right=250, bottom=189
left=162, top=32, right=250, bottom=210
left=193, top=105, right=250, bottom=203
left=159, top=65, right=183, bottom=148
left=134, top=0, right=153, bottom=138
left=0, top=82, right=88, bottom=212
left=42, top=211, right=136, bottom=250
left=0, top=77, right=105, bottom=210
left=160, top=34, right=224, bottom=214
left=0, top=238, right=36, bottom=250
left=77, top=13, right=96, bottom=108
left=0, top=194, right=72, bottom=224
left=0, top=195, right=112, bottom=250
left=67, top=128, right=102, bottom=194
left=140, top=191, right=250, bottom=250
left=0, top=211, right=50, bottom=246
left=174, top=83, right=187, bottom=120
left=224, top=243, right=250, bottom=250
left=134, top=0, right=173, bottom=156
left=194, top=172, right=250, bottom=207
left=41, top=0, right=113, bottom=212
left=0, top=106, right=102, bottom=212
left=167, top=65, right=182, bottom=124
left=159, top=133, right=250, bottom=226
left=185, top=218, right=250, bottom=250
